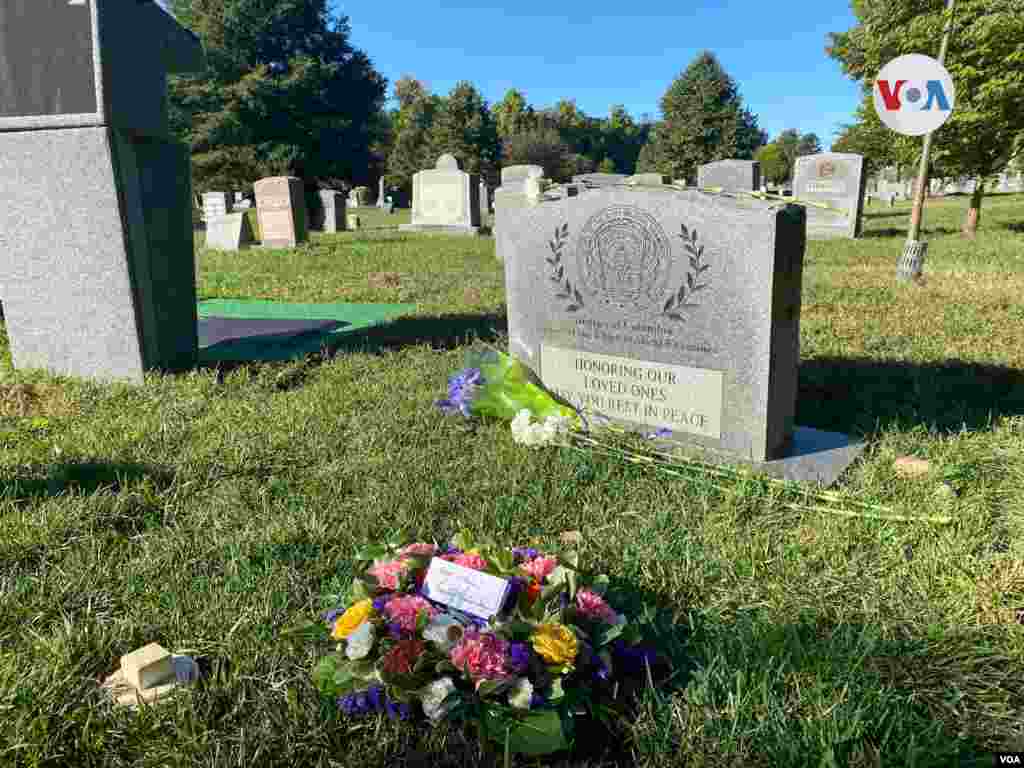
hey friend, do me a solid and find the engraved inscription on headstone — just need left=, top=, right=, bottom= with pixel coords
left=254, top=176, right=307, bottom=248
left=399, top=154, right=480, bottom=235
left=791, top=153, right=866, bottom=239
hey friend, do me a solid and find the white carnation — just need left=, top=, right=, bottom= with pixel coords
left=344, top=620, right=375, bottom=660
left=508, top=677, right=534, bottom=710
left=423, top=613, right=464, bottom=651
left=511, top=410, right=569, bottom=448
left=419, top=677, right=458, bottom=722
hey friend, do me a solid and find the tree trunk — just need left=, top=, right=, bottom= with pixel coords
left=963, top=181, right=985, bottom=237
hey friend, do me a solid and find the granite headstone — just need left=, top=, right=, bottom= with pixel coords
left=254, top=176, right=307, bottom=247
left=0, top=0, right=204, bottom=384
left=205, top=212, right=254, bottom=251
left=316, top=189, right=346, bottom=232
left=572, top=173, right=630, bottom=187
left=399, top=154, right=481, bottom=236
left=497, top=185, right=864, bottom=484
left=791, top=153, right=866, bottom=239
left=697, top=160, right=760, bottom=192
left=202, top=191, right=231, bottom=222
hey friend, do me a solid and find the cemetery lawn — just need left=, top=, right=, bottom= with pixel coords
left=3, top=193, right=1024, bottom=767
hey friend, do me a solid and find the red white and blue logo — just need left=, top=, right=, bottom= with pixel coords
left=874, top=54, right=955, bottom=136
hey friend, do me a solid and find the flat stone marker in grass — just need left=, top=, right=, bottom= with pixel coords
left=255, top=176, right=307, bottom=248
left=497, top=184, right=865, bottom=485
left=791, top=152, right=867, bottom=239
left=399, top=153, right=481, bottom=236
left=205, top=211, right=254, bottom=250
left=0, top=0, right=204, bottom=384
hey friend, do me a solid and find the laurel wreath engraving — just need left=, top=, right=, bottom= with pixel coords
left=661, top=223, right=710, bottom=322
left=546, top=223, right=584, bottom=312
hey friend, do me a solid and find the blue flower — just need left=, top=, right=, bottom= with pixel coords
left=435, top=368, right=485, bottom=417
left=646, top=426, right=673, bottom=440
left=509, top=642, right=530, bottom=672
left=322, top=607, right=343, bottom=626
left=337, top=685, right=386, bottom=717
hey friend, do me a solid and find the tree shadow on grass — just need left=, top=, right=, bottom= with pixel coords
left=797, top=357, right=1024, bottom=437
left=0, top=459, right=176, bottom=500
left=861, top=225, right=958, bottom=238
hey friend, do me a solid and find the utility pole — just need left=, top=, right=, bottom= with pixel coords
left=898, top=0, right=956, bottom=281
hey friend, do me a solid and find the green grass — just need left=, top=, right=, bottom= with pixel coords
left=2, top=193, right=1024, bottom=767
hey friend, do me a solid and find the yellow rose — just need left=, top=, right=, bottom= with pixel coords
left=531, top=623, right=578, bottom=666
left=332, top=599, right=374, bottom=640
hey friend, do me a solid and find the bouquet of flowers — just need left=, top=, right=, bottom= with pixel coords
left=309, top=530, right=665, bottom=756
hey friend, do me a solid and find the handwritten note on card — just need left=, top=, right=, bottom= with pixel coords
left=421, top=558, right=510, bottom=619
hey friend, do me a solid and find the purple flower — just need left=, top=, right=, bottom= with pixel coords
left=440, top=545, right=463, bottom=557
left=504, top=576, right=526, bottom=609
left=646, top=427, right=673, bottom=440
left=385, top=698, right=412, bottom=720
left=435, top=368, right=485, bottom=417
left=509, top=642, right=530, bottom=672
left=512, top=547, right=539, bottom=562
left=372, top=596, right=390, bottom=613
left=322, top=608, right=343, bottom=626
left=337, top=685, right=386, bottom=717
left=612, top=641, right=658, bottom=675
left=529, top=692, right=546, bottom=709
left=387, top=622, right=405, bottom=640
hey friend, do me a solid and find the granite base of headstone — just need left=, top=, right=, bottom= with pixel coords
left=399, top=154, right=481, bottom=236
left=205, top=211, right=254, bottom=250
left=497, top=184, right=864, bottom=485
left=791, top=153, right=866, bottom=239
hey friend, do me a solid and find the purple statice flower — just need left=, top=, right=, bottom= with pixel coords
left=372, top=596, right=390, bottom=613
left=385, top=697, right=412, bottom=720
left=337, top=684, right=385, bottom=717
left=646, top=427, right=673, bottom=440
left=440, top=545, right=463, bottom=557
left=435, top=368, right=485, bottom=417
left=529, top=692, right=546, bottom=709
left=386, top=622, right=405, bottom=640
left=504, top=576, right=525, bottom=609
left=591, top=652, right=610, bottom=682
left=611, top=640, right=658, bottom=676
left=509, top=642, right=530, bottom=673
left=559, top=592, right=570, bottom=609
left=512, top=547, right=539, bottom=563
left=322, top=608, right=343, bottom=626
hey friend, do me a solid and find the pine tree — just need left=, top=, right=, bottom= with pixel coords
left=426, top=82, right=501, bottom=185
left=385, top=77, right=440, bottom=189
left=654, top=51, right=766, bottom=182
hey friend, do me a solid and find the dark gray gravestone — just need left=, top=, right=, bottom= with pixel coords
left=497, top=185, right=864, bottom=484
left=697, top=160, right=760, bottom=192
left=791, top=153, right=866, bottom=239
left=0, top=0, right=205, bottom=384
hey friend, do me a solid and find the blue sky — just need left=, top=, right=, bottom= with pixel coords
left=335, top=0, right=865, bottom=146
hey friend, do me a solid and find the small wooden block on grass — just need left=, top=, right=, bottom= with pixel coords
left=122, top=643, right=174, bottom=691
left=894, top=456, right=931, bottom=478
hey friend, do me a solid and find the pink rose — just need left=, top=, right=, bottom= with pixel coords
left=398, top=542, right=437, bottom=557
left=384, top=595, right=437, bottom=632
left=520, top=556, right=558, bottom=583
left=449, top=630, right=511, bottom=682
left=575, top=589, right=618, bottom=624
left=367, top=559, right=408, bottom=590
left=444, top=552, right=488, bottom=571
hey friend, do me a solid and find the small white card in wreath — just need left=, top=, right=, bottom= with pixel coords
left=421, top=558, right=511, bottom=619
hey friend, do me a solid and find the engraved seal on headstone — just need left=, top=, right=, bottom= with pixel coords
left=574, top=205, right=673, bottom=312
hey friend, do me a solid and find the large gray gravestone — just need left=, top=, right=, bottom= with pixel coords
left=697, top=160, right=760, bottom=192
left=0, top=0, right=204, bottom=384
left=254, top=176, right=307, bottom=248
left=791, top=153, right=866, bottom=239
left=316, top=189, right=346, bottom=232
left=399, top=154, right=481, bottom=236
left=494, top=167, right=547, bottom=262
left=497, top=186, right=864, bottom=484
left=205, top=212, right=254, bottom=251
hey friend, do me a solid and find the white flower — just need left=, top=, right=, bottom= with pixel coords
left=511, top=410, right=569, bottom=448
left=508, top=677, right=534, bottom=710
left=344, top=620, right=375, bottom=660
left=419, top=677, right=458, bottom=722
left=423, top=613, right=464, bottom=651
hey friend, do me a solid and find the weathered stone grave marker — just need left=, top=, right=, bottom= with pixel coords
left=791, top=152, right=866, bottom=239
left=399, top=154, right=481, bottom=235
left=254, top=176, right=307, bottom=248
left=697, top=160, right=760, bottom=192
left=0, top=0, right=204, bottom=383
left=316, top=189, right=346, bottom=233
left=496, top=184, right=864, bottom=484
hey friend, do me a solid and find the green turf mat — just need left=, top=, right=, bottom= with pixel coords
left=197, top=299, right=416, bottom=363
